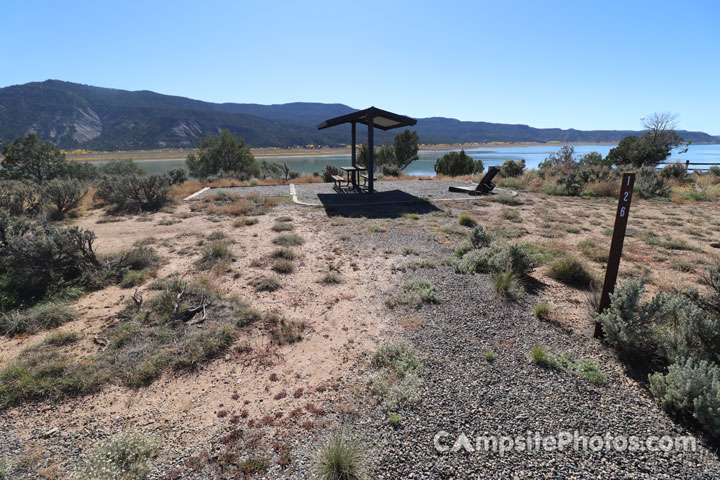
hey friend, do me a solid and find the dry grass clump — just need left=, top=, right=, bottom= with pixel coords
left=548, top=255, right=596, bottom=288
left=319, top=272, right=343, bottom=284
left=0, top=302, right=77, bottom=337
left=271, top=222, right=294, bottom=232
left=273, top=233, right=304, bottom=246
left=196, top=241, right=232, bottom=268
left=271, top=247, right=297, bottom=260
left=250, top=276, right=281, bottom=292
left=314, top=430, right=369, bottom=480
left=267, top=314, right=305, bottom=345
left=272, top=259, right=295, bottom=274
left=234, top=217, right=259, bottom=227
left=583, top=180, right=619, bottom=197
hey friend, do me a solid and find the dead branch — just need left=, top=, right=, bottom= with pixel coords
left=171, top=295, right=210, bottom=324
left=131, top=290, right=143, bottom=310
left=93, top=335, right=109, bottom=352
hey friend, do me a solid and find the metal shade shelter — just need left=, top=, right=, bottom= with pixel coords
left=317, top=106, right=417, bottom=193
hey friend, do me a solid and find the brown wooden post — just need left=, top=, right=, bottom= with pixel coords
left=594, top=172, right=636, bottom=338
left=351, top=122, right=356, bottom=168
left=367, top=114, right=374, bottom=193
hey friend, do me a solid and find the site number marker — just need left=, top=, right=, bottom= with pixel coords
left=594, top=172, right=636, bottom=339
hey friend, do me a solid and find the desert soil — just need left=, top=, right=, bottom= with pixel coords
left=1, top=184, right=719, bottom=478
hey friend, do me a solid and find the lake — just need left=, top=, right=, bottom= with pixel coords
left=90, top=144, right=720, bottom=177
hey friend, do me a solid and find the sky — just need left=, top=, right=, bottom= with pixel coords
left=2, top=0, right=719, bottom=134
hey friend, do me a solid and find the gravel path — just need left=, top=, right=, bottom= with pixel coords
left=329, top=223, right=720, bottom=479
left=194, top=183, right=292, bottom=199
left=192, top=179, right=506, bottom=206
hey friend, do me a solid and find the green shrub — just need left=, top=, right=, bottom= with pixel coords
left=273, top=233, right=304, bottom=246
left=95, top=174, right=171, bottom=212
left=0, top=180, right=41, bottom=216
left=650, top=358, right=720, bottom=438
left=482, top=350, right=496, bottom=361
left=322, top=164, right=343, bottom=183
left=40, top=178, right=88, bottom=219
left=372, top=342, right=421, bottom=376
left=635, top=166, right=669, bottom=199
left=98, top=159, right=146, bottom=176
left=0, top=302, right=77, bottom=336
left=370, top=342, right=423, bottom=410
left=381, top=164, right=403, bottom=177
left=661, top=161, right=689, bottom=181
left=458, top=214, right=477, bottom=228
left=470, top=225, right=491, bottom=249
left=73, top=431, right=159, bottom=480
left=0, top=218, right=99, bottom=306
left=709, top=166, right=720, bottom=177
left=456, top=243, right=534, bottom=276
left=387, top=280, right=440, bottom=308
left=434, top=150, right=483, bottom=176
left=597, top=279, right=720, bottom=367
left=166, top=167, right=188, bottom=185
left=315, top=431, right=369, bottom=480
left=500, top=159, right=525, bottom=177
left=186, top=130, right=259, bottom=179
left=548, top=256, right=595, bottom=288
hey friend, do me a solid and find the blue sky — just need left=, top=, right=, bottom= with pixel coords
left=2, top=0, right=719, bottom=133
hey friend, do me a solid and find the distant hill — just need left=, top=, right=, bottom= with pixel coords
left=0, top=80, right=716, bottom=150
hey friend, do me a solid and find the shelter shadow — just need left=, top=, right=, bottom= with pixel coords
left=318, top=189, right=441, bottom=219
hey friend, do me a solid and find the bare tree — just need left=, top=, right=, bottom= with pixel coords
left=642, top=112, right=679, bottom=142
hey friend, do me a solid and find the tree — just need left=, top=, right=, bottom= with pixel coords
left=0, top=133, right=68, bottom=183
left=186, top=129, right=259, bottom=179
left=434, top=150, right=483, bottom=176
left=606, top=113, right=685, bottom=168
left=357, top=129, right=420, bottom=172
left=393, top=129, right=419, bottom=169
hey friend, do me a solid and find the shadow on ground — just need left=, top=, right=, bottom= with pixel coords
left=318, top=189, right=441, bottom=218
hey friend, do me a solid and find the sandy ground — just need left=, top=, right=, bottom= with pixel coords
left=2, top=183, right=720, bottom=477
left=0, top=200, right=395, bottom=470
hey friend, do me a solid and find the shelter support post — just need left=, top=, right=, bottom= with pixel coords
left=351, top=122, right=356, bottom=168
left=367, top=115, right=374, bottom=193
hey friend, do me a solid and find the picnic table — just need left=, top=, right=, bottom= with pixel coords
left=339, top=166, right=367, bottom=189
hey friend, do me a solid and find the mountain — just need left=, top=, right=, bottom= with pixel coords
left=0, top=80, right=716, bottom=150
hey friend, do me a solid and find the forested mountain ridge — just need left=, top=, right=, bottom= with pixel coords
left=0, top=80, right=716, bottom=150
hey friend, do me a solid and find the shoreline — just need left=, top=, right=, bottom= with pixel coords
left=65, top=142, right=620, bottom=163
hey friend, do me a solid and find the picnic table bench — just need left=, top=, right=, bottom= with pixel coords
left=331, top=174, right=348, bottom=189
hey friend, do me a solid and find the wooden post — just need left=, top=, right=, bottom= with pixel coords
left=594, top=172, right=636, bottom=338
left=367, top=115, right=374, bottom=193
left=351, top=122, right=356, bottom=168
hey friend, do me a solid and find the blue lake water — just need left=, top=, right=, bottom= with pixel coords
left=91, top=144, right=720, bottom=177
